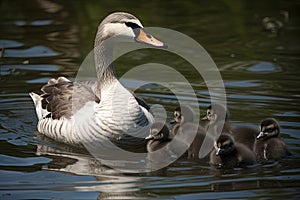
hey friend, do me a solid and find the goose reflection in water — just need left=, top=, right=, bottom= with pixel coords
left=35, top=134, right=155, bottom=199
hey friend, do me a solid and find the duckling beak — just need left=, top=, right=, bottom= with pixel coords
left=216, top=148, right=224, bottom=156
left=201, top=115, right=208, bottom=121
left=145, top=134, right=154, bottom=140
left=257, top=131, right=266, bottom=139
left=134, top=28, right=167, bottom=48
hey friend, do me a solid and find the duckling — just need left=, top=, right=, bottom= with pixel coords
left=231, top=126, right=259, bottom=150
left=210, top=134, right=256, bottom=168
left=262, top=17, right=283, bottom=34
left=182, top=123, right=214, bottom=159
left=146, top=122, right=171, bottom=153
left=254, top=118, right=290, bottom=162
left=202, top=103, right=258, bottom=150
left=170, top=105, right=213, bottom=158
left=202, top=103, right=231, bottom=134
left=170, top=105, right=195, bottom=138
left=172, top=105, right=195, bottom=124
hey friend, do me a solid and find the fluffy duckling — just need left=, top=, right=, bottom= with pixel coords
left=202, top=103, right=231, bottom=134
left=171, top=105, right=213, bottom=158
left=231, top=126, right=258, bottom=150
left=210, top=134, right=256, bottom=168
left=183, top=124, right=214, bottom=159
left=146, top=122, right=171, bottom=153
left=262, top=17, right=283, bottom=34
left=170, top=105, right=195, bottom=137
left=254, top=118, right=290, bottom=162
left=172, top=105, right=195, bottom=124
left=202, top=103, right=258, bottom=150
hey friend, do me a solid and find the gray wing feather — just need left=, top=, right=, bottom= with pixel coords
left=34, top=77, right=100, bottom=120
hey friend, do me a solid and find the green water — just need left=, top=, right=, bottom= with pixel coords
left=0, top=0, right=300, bottom=199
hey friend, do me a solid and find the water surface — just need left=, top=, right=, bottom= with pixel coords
left=1, top=0, right=300, bottom=199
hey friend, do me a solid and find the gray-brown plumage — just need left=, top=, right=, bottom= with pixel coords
left=254, top=118, right=290, bottom=163
left=182, top=123, right=214, bottom=159
left=202, top=103, right=231, bottom=134
left=170, top=105, right=213, bottom=158
left=202, top=103, right=258, bottom=150
left=170, top=105, right=195, bottom=138
left=38, top=77, right=148, bottom=120
left=146, top=122, right=171, bottom=152
left=231, top=126, right=258, bottom=150
left=172, top=105, right=195, bottom=124
left=39, top=77, right=100, bottom=120
left=210, top=134, right=256, bottom=168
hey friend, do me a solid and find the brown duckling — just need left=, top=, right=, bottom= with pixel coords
left=210, top=134, right=256, bottom=168
left=202, top=103, right=231, bottom=134
left=170, top=105, right=195, bottom=137
left=231, top=125, right=258, bottom=150
left=182, top=123, right=214, bottom=159
left=146, top=122, right=171, bottom=153
left=172, top=105, right=195, bottom=124
left=254, top=118, right=290, bottom=162
left=202, top=103, right=258, bottom=150
left=171, top=105, right=213, bottom=158
left=262, top=17, right=283, bottom=34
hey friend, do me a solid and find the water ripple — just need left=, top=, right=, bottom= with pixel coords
left=4, top=45, right=59, bottom=58
left=0, top=40, right=23, bottom=48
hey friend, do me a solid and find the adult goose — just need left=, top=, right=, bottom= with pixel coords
left=30, top=12, right=166, bottom=150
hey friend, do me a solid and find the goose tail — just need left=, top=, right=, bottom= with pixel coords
left=29, top=92, right=50, bottom=120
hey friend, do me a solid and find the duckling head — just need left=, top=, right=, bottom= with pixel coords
left=214, top=135, right=235, bottom=156
left=202, top=103, right=228, bottom=122
left=146, top=122, right=170, bottom=141
left=262, top=17, right=283, bottom=34
left=171, top=105, right=195, bottom=125
left=257, top=118, right=280, bottom=139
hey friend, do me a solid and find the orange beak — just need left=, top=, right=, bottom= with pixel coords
left=134, top=28, right=167, bottom=48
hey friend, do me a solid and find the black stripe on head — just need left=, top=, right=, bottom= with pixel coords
left=125, top=22, right=141, bottom=29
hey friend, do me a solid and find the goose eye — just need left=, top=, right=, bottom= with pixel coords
left=125, top=22, right=140, bottom=29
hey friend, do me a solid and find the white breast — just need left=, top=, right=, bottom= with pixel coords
left=72, top=81, right=153, bottom=147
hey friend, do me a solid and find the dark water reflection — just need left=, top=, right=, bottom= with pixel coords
left=1, top=0, right=300, bottom=199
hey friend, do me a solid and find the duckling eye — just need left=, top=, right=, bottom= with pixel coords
left=125, top=22, right=140, bottom=29
left=266, top=127, right=275, bottom=133
left=174, top=112, right=181, bottom=118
